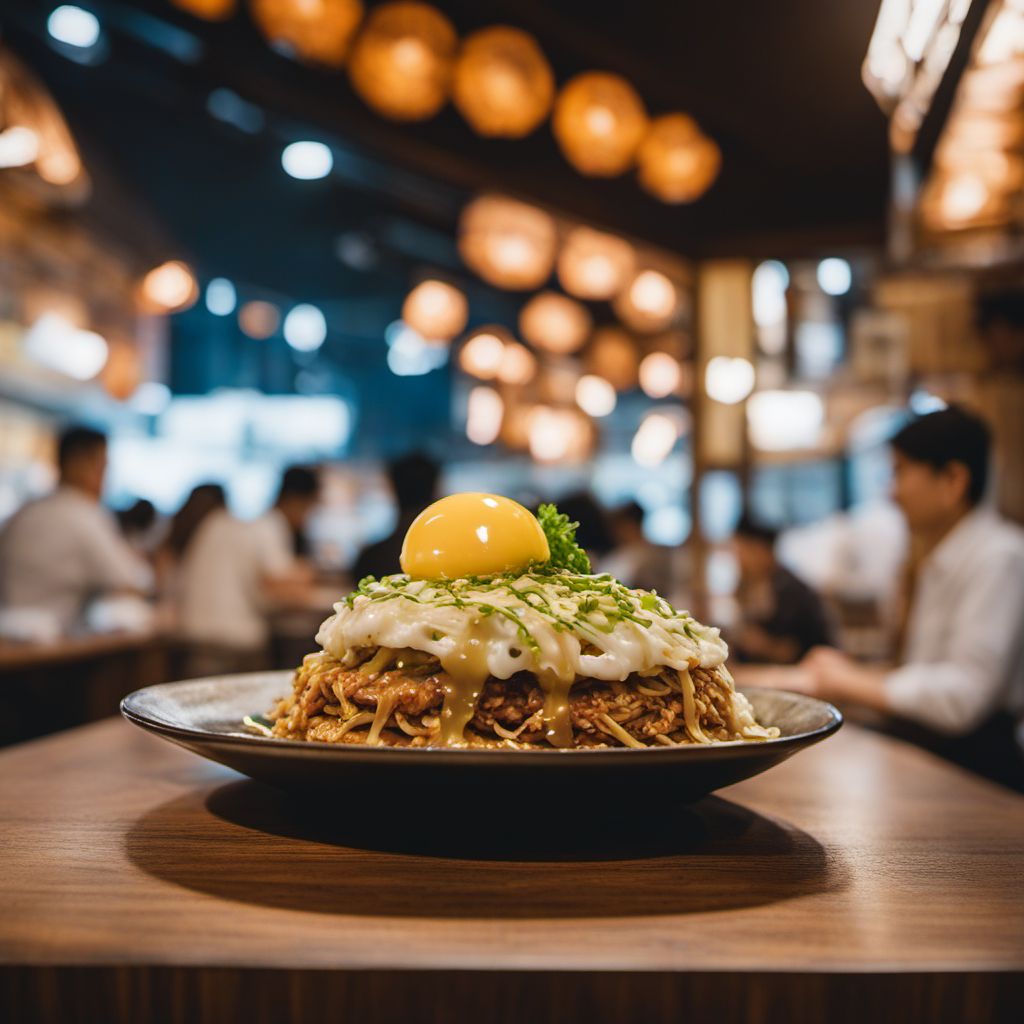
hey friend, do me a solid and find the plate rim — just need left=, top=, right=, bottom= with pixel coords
left=120, top=671, right=843, bottom=763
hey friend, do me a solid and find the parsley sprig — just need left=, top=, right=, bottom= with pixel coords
left=537, top=503, right=591, bottom=573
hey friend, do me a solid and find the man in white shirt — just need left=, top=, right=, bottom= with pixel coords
left=0, top=426, right=153, bottom=635
left=176, top=465, right=320, bottom=673
left=792, top=407, right=1024, bottom=789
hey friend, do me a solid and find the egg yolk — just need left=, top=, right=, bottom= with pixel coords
left=400, top=493, right=550, bottom=580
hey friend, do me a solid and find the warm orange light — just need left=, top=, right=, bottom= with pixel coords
left=452, top=26, right=554, bottom=138
left=401, top=280, right=468, bottom=342
left=459, top=195, right=557, bottom=290
left=348, top=2, right=456, bottom=120
left=251, top=0, right=364, bottom=67
left=552, top=72, right=648, bottom=177
left=238, top=300, right=280, bottom=339
left=637, top=113, right=721, bottom=203
left=614, top=268, right=679, bottom=332
left=101, top=342, right=142, bottom=402
left=584, top=326, right=639, bottom=391
left=459, top=328, right=507, bottom=379
left=496, top=340, right=536, bottom=385
left=171, top=0, right=236, bottom=20
left=138, top=261, right=198, bottom=314
left=519, top=292, right=592, bottom=354
left=557, top=226, right=636, bottom=301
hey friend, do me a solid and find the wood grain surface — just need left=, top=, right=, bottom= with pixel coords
left=2, top=716, right=1023, bottom=1023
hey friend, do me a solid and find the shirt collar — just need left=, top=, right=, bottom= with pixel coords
left=927, top=506, right=995, bottom=576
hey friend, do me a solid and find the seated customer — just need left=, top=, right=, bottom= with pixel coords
left=352, top=453, right=439, bottom=580
left=795, top=407, right=1024, bottom=789
left=176, top=466, right=320, bottom=674
left=729, top=513, right=833, bottom=664
left=602, top=501, right=677, bottom=597
left=0, top=425, right=152, bottom=635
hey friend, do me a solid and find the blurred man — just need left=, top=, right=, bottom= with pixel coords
left=796, top=407, right=1024, bottom=788
left=729, top=513, right=833, bottom=664
left=0, top=425, right=152, bottom=635
left=352, top=452, right=439, bottom=580
left=177, top=465, right=320, bottom=673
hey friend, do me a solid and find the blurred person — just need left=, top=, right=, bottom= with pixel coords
left=352, top=452, right=439, bottom=580
left=729, top=513, right=833, bottom=664
left=555, top=491, right=614, bottom=565
left=790, top=407, right=1024, bottom=789
left=153, top=483, right=227, bottom=599
left=0, top=425, right=152, bottom=636
left=116, top=498, right=159, bottom=554
left=176, top=465, right=321, bottom=674
left=602, top=501, right=676, bottom=596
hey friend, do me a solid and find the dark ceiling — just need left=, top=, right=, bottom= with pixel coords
left=3, top=0, right=890, bottom=306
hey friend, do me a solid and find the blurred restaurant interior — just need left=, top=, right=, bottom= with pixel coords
left=2, top=0, right=1024, bottom=760
left=3, top=2, right=1024, bottom=1022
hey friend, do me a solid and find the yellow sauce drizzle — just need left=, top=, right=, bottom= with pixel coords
left=438, top=620, right=491, bottom=746
left=538, top=669, right=575, bottom=748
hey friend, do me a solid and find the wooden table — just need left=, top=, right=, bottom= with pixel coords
left=0, top=634, right=167, bottom=746
left=2, top=718, right=1022, bottom=1024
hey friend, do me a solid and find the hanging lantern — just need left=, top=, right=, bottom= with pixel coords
left=552, top=72, right=648, bottom=177
left=459, top=327, right=508, bottom=379
left=527, top=405, right=594, bottom=464
left=584, top=326, right=638, bottom=391
left=347, top=2, right=456, bottom=121
left=172, top=0, right=236, bottom=20
left=519, top=292, right=591, bottom=355
left=101, top=342, right=142, bottom=402
left=239, top=300, right=280, bottom=339
left=458, top=194, right=557, bottom=290
left=557, top=226, right=636, bottom=300
left=137, top=261, right=198, bottom=314
left=452, top=26, right=554, bottom=138
left=496, top=340, right=537, bottom=385
left=613, top=267, right=679, bottom=333
left=401, top=280, right=467, bottom=342
left=637, top=113, right=721, bottom=203
left=251, top=0, right=364, bottom=68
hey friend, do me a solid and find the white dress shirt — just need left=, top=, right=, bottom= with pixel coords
left=885, top=508, right=1024, bottom=736
left=0, top=486, right=153, bottom=633
left=177, top=508, right=296, bottom=649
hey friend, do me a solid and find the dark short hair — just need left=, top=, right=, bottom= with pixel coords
left=388, top=452, right=440, bottom=511
left=734, top=512, right=778, bottom=547
left=890, top=406, right=990, bottom=505
left=277, top=464, right=320, bottom=501
left=613, top=501, right=646, bottom=526
left=58, top=425, right=106, bottom=469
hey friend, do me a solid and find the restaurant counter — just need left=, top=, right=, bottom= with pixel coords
left=1, top=715, right=1021, bottom=1023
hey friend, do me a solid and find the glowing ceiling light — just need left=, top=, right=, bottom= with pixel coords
left=631, top=412, right=679, bottom=467
left=575, top=374, right=617, bottom=417
left=281, top=140, right=333, bottom=180
left=940, top=174, right=988, bottom=223
left=0, top=127, right=40, bottom=169
left=459, top=330, right=506, bottom=379
left=283, top=303, right=327, bottom=351
left=47, top=6, right=101, bottom=49
left=239, top=300, right=280, bottom=339
left=139, top=261, right=198, bottom=313
left=496, top=341, right=536, bottom=385
left=816, top=258, right=852, bottom=296
left=386, top=322, right=449, bottom=376
left=466, top=386, right=504, bottom=445
left=205, top=277, right=237, bottom=316
left=401, top=279, right=468, bottom=342
left=752, top=260, right=789, bottom=326
left=24, top=313, right=108, bottom=380
left=638, top=351, right=682, bottom=399
left=747, top=390, right=825, bottom=451
left=704, top=355, right=755, bottom=405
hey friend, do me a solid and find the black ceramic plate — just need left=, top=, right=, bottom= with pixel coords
left=121, top=671, right=841, bottom=804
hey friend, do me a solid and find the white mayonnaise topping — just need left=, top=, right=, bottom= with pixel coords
left=316, top=571, right=728, bottom=683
